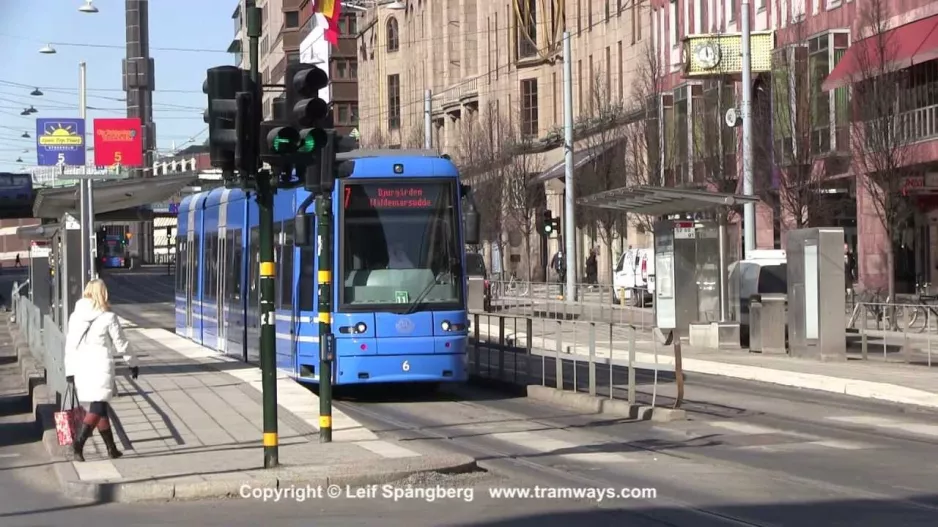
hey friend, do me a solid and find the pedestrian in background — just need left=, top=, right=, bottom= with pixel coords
left=64, top=279, right=139, bottom=461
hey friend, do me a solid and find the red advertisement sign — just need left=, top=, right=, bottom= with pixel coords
left=93, top=118, right=143, bottom=167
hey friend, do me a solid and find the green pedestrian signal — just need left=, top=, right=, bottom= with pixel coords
left=267, top=126, right=299, bottom=154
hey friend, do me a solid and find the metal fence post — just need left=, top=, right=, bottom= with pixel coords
left=628, top=325, right=636, bottom=406
left=555, top=320, right=563, bottom=390
left=588, top=322, right=596, bottom=397
left=498, top=316, right=506, bottom=381
left=526, top=317, right=534, bottom=385
left=861, top=304, right=868, bottom=360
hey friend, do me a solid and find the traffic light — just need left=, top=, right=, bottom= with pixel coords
left=286, top=63, right=330, bottom=153
left=542, top=210, right=554, bottom=235
left=261, top=63, right=332, bottom=188
left=203, top=66, right=257, bottom=187
left=203, top=66, right=241, bottom=173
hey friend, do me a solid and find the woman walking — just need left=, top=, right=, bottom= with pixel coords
left=64, top=279, right=139, bottom=461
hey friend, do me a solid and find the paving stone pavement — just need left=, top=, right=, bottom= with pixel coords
left=69, top=324, right=408, bottom=484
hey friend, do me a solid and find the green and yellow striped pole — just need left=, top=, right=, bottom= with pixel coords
left=317, top=191, right=334, bottom=442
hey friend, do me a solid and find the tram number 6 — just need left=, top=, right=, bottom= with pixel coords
left=402, top=360, right=410, bottom=372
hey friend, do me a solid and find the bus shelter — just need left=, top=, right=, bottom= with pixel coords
left=17, top=172, right=199, bottom=331
left=577, top=185, right=759, bottom=345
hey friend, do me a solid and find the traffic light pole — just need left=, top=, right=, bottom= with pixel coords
left=248, top=2, right=279, bottom=469
left=316, top=191, right=334, bottom=443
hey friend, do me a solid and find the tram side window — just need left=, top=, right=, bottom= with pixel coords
left=193, top=234, right=200, bottom=297
left=231, top=230, right=243, bottom=300
left=205, top=234, right=215, bottom=300
left=298, top=247, right=315, bottom=312
left=249, top=226, right=260, bottom=308
left=176, top=238, right=186, bottom=292
left=274, top=222, right=282, bottom=308
left=281, top=220, right=295, bottom=308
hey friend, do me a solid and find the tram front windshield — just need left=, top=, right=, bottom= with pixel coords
left=340, top=180, right=462, bottom=312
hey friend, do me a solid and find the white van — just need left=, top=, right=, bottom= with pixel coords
left=613, top=248, right=655, bottom=306
left=727, top=250, right=787, bottom=328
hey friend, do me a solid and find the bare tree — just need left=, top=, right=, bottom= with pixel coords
left=454, top=104, right=509, bottom=271
left=576, top=69, right=629, bottom=284
left=754, top=22, right=837, bottom=230
left=360, top=126, right=389, bottom=149
left=622, top=41, right=676, bottom=234
left=402, top=119, right=428, bottom=149
left=502, top=129, right=545, bottom=281
left=849, top=0, right=915, bottom=303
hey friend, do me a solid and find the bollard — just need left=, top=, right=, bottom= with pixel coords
left=588, top=323, right=596, bottom=397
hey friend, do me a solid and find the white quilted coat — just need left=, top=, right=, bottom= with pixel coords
left=64, top=298, right=137, bottom=403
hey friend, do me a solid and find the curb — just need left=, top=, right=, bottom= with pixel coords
left=525, top=385, right=686, bottom=422
left=473, top=324, right=938, bottom=411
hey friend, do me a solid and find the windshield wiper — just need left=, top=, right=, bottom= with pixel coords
left=403, top=270, right=448, bottom=315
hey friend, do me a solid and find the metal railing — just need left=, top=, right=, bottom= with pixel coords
left=486, top=279, right=655, bottom=328
left=468, top=311, right=677, bottom=407
left=11, top=283, right=68, bottom=397
left=845, top=301, right=935, bottom=367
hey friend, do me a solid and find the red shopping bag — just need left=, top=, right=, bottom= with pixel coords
left=54, top=382, right=85, bottom=446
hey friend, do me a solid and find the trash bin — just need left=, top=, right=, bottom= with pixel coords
left=749, top=294, right=763, bottom=352
left=760, top=293, right=787, bottom=354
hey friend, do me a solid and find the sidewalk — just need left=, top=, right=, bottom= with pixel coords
left=471, top=318, right=938, bottom=410
left=10, top=317, right=475, bottom=503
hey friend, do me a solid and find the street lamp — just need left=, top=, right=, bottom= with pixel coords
left=39, top=44, right=56, bottom=54
left=78, top=0, right=99, bottom=13
left=31, top=88, right=43, bottom=96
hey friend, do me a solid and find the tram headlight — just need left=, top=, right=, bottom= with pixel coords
left=441, top=320, right=451, bottom=331
left=355, top=322, right=367, bottom=334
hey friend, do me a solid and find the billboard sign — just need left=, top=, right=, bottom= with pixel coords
left=36, top=118, right=85, bottom=166
left=93, top=118, right=143, bottom=167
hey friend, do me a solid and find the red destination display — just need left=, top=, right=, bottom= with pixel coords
left=344, top=183, right=443, bottom=210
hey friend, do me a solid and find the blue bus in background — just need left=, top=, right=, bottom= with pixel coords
left=174, top=151, right=481, bottom=389
left=0, top=172, right=34, bottom=219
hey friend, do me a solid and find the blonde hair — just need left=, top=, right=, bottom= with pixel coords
left=82, top=279, right=110, bottom=311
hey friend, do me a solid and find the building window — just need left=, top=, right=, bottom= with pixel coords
left=669, top=1, right=677, bottom=47
left=515, top=0, right=537, bottom=59
left=729, top=0, right=738, bottom=22
left=349, top=59, right=358, bottom=79
left=260, top=35, right=269, bottom=56
left=350, top=103, right=359, bottom=125
left=387, top=17, right=399, bottom=52
left=284, top=11, right=299, bottom=28
left=520, top=78, right=538, bottom=138
left=336, top=60, right=347, bottom=79
left=388, top=74, right=400, bottom=130
left=338, top=104, right=350, bottom=125
left=341, top=14, right=358, bottom=36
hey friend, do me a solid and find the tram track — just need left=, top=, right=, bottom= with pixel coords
left=336, top=396, right=771, bottom=527
left=335, top=389, right=938, bottom=526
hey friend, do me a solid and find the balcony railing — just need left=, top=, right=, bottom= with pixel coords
left=434, top=76, right=480, bottom=109
left=864, top=103, right=938, bottom=149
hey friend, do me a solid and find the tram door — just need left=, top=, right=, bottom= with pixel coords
left=185, top=233, right=195, bottom=338
left=216, top=233, right=227, bottom=353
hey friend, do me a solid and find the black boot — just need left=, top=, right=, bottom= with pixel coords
left=72, top=423, right=94, bottom=462
left=98, top=428, right=122, bottom=459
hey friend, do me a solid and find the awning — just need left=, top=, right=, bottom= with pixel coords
left=823, top=15, right=938, bottom=91
left=32, top=172, right=200, bottom=219
left=577, top=185, right=760, bottom=216
left=528, top=138, right=622, bottom=186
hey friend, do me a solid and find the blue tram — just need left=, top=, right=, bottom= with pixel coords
left=174, top=152, right=480, bottom=387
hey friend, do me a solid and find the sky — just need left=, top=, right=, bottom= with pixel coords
left=0, top=0, right=236, bottom=172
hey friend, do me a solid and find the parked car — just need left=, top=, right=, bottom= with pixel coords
left=465, top=252, right=492, bottom=311
left=612, top=247, right=655, bottom=306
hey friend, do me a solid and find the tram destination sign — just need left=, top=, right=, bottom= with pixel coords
left=343, top=182, right=447, bottom=211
